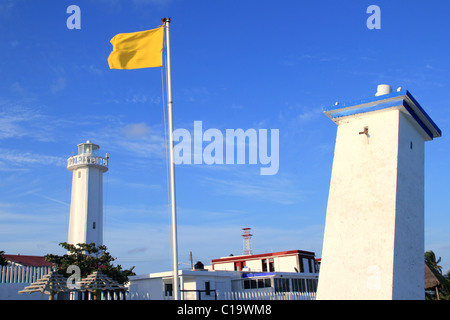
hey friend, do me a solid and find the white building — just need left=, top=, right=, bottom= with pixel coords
left=129, top=269, right=236, bottom=300
left=317, top=85, right=441, bottom=300
left=67, top=141, right=109, bottom=246
left=211, top=250, right=317, bottom=274
left=128, top=250, right=319, bottom=300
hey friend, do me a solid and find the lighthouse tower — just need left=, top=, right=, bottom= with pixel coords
left=317, top=85, right=441, bottom=300
left=67, top=141, right=109, bottom=246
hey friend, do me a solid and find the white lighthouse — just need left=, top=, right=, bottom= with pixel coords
left=67, top=141, right=109, bottom=246
left=316, top=85, right=441, bottom=300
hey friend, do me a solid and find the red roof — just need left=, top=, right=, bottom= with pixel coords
left=4, top=254, right=54, bottom=267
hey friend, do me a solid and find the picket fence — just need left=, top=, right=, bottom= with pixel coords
left=127, top=292, right=152, bottom=300
left=127, top=291, right=316, bottom=301
left=1, top=265, right=316, bottom=301
left=221, top=291, right=316, bottom=301
left=0, top=265, right=52, bottom=284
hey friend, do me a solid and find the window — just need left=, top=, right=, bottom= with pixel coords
left=299, top=258, right=304, bottom=273
left=243, top=278, right=271, bottom=290
left=268, top=259, right=274, bottom=272
left=292, top=279, right=318, bottom=292
left=234, top=261, right=245, bottom=271
left=262, top=259, right=267, bottom=272
left=292, top=279, right=306, bottom=292
left=274, top=278, right=290, bottom=292
left=259, top=278, right=271, bottom=288
left=164, top=283, right=173, bottom=297
left=244, top=279, right=256, bottom=289
left=205, top=281, right=210, bottom=295
left=306, top=279, right=318, bottom=292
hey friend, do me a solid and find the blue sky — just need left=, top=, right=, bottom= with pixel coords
left=1, top=0, right=449, bottom=275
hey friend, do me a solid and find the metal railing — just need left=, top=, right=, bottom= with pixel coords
left=67, top=155, right=108, bottom=169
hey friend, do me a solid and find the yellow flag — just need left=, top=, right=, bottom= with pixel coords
left=108, top=26, right=164, bottom=69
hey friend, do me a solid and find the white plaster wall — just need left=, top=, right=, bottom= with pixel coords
left=182, top=277, right=198, bottom=300
left=277, top=256, right=299, bottom=272
left=68, top=167, right=87, bottom=245
left=214, top=255, right=315, bottom=273
left=317, top=109, right=403, bottom=299
left=0, top=283, right=46, bottom=300
left=128, top=271, right=236, bottom=300
left=128, top=277, right=164, bottom=300
left=68, top=166, right=104, bottom=246
left=246, top=259, right=263, bottom=271
left=214, top=262, right=235, bottom=271
left=391, top=111, right=425, bottom=299
left=86, top=168, right=103, bottom=245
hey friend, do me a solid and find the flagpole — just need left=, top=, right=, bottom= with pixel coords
left=162, top=17, right=180, bottom=301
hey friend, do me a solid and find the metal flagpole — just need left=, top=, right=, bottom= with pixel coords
left=162, top=17, right=180, bottom=301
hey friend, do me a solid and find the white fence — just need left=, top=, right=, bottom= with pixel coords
left=0, top=265, right=52, bottom=284
left=0, top=265, right=53, bottom=300
left=127, top=292, right=152, bottom=300
left=127, top=291, right=316, bottom=300
left=221, top=291, right=316, bottom=301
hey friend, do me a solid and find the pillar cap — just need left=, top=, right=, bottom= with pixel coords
left=323, top=89, right=441, bottom=140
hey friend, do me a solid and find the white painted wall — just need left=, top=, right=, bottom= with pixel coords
left=392, top=111, right=425, bottom=299
left=0, top=283, right=46, bottom=300
left=317, top=107, right=427, bottom=300
left=67, top=159, right=106, bottom=246
left=128, top=270, right=236, bottom=300
left=213, top=262, right=235, bottom=271
left=128, top=275, right=164, bottom=300
left=246, top=259, right=262, bottom=271
left=213, top=254, right=316, bottom=274
left=277, top=256, right=299, bottom=273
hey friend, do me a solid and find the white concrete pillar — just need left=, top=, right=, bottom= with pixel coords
left=317, top=87, right=441, bottom=300
left=67, top=141, right=109, bottom=246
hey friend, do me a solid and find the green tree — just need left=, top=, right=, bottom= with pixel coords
left=425, top=250, right=450, bottom=300
left=0, top=251, right=8, bottom=266
left=45, top=242, right=135, bottom=285
left=425, top=250, right=442, bottom=274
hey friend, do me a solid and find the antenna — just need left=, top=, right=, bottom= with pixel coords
left=242, top=227, right=253, bottom=255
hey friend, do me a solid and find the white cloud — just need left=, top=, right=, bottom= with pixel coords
left=0, top=201, right=69, bottom=256
left=251, top=225, right=324, bottom=255
left=203, top=174, right=303, bottom=205
left=85, top=120, right=168, bottom=161
left=0, top=0, right=15, bottom=19
left=50, top=77, right=66, bottom=94
left=122, top=122, right=152, bottom=139
left=33, top=193, right=70, bottom=207
left=83, top=64, right=103, bottom=75
left=0, top=104, right=58, bottom=142
left=0, top=149, right=66, bottom=170
left=131, top=0, right=172, bottom=8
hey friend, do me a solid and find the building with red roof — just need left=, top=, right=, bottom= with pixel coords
left=3, top=254, right=53, bottom=267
